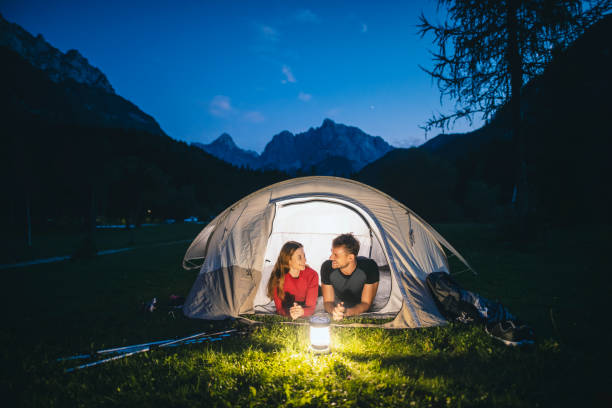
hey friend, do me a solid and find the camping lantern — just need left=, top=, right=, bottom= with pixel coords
left=309, top=314, right=331, bottom=353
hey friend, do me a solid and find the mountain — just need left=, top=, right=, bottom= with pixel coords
left=193, top=134, right=260, bottom=169
left=260, top=119, right=394, bottom=175
left=357, top=148, right=463, bottom=222
left=194, top=119, right=394, bottom=176
left=419, top=123, right=510, bottom=162
left=0, top=14, right=113, bottom=93
left=0, top=13, right=166, bottom=136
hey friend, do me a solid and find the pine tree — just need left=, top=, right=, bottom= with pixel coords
left=418, top=0, right=611, bottom=228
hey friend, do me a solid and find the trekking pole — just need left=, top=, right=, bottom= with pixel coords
left=167, top=331, right=236, bottom=346
left=158, top=329, right=237, bottom=349
left=56, top=354, right=92, bottom=362
left=63, top=329, right=239, bottom=373
left=99, top=329, right=238, bottom=354
left=97, top=339, right=173, bottom=355
left=58, top=339, right=173, bottom=361
left=64, top=347, right=150, bottom=373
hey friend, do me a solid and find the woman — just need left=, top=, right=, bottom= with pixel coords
left=266, top=241, right=319, bottom=319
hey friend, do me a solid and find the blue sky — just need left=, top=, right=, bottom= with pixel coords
left=2, top=0, right=483, bottom=152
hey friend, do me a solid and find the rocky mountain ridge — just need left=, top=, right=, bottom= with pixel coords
left=0, top=14, right=166, bottom=136
left=192, top=133, right=260, bottom=169
left=194, top=119, right=394, bottom=176
left=0, top=13, right=114, bottom=93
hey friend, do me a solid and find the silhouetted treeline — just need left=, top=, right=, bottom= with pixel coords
left=1, top=116, right=288, bottom=236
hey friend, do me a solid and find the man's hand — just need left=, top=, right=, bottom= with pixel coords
left=342, top=282, right=379, bottom=317
left=332, top=302, right=345, bottom=321
left=289, top=303, right=304, bottom=320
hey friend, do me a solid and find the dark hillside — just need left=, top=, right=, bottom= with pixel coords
left=0, top=46, right=288, bottom=249
left=376, top=15, right=612, bottom=224
left=0, top=46, right=166, bottom=136
left=356, top=148, right=462, bottom=222
left=521, top=14, right=612, bottom=222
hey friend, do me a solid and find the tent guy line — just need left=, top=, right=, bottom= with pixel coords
left=0, top=239, right=192, bottom=270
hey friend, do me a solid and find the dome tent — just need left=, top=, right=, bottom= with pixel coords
left=182, top=176, right=473, bottom=328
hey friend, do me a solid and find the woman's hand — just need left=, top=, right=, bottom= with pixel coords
left=289, top=302, right=304, bottom=320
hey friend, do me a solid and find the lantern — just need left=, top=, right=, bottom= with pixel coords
left=309, top=313, right=331, bottom=353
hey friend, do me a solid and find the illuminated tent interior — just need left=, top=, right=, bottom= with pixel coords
left=253, top=198, right=395, bottom=315
left=182, top=176, right=473, bottom=328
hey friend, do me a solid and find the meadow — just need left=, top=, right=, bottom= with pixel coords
left=1, top=223, right=609, bottom=407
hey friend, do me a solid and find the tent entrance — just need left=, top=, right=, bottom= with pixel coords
left=253, top=197, right=399, bottom=314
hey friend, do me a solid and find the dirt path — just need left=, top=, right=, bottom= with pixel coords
left=0, top=239, right=192, bottom=270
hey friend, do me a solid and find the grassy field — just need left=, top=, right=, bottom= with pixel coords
left=0, top=223, right=205, bottom=264
left=1, top=223, right=610, bottom=407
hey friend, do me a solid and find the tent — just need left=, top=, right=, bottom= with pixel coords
left=182, top=176, right=473, bottom=328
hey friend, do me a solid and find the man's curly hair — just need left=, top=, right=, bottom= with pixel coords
left=332, top=233, right=360, bottom=256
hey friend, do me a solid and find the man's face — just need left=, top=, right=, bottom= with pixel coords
left=329, top=245, right=351, bottom=270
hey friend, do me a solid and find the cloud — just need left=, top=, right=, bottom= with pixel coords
left=209, top=95, right=233, bottom=117
left=259, top=24, right=280, bottom=42
left=327, top=107, right=342, bottom=117
left=361, top=23, right=368, bottom=33
left=243, top=111, right=265, bottom=123
left=295, top=9, right=321, bottom=24
left=298, top=92, right=312, bottom=102
left=281, top=65, right=296, bottom=84
left=249, top=23, right=280, bottom=54
left=209, top=95, right=264, bottom=123
left=370, top=105, right=375, bottom=110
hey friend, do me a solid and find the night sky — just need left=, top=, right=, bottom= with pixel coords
left=2, top=0, right=482, bottom=152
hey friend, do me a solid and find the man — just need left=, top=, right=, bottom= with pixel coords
left=320, top=233, right=379, bottom=321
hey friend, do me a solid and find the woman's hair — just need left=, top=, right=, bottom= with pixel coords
left=266, top=241, right=303, bottom=301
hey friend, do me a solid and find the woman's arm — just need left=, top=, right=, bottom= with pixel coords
left=272, top=288, right=288, bottom=316
left=302, top=269, right=320, bottom=316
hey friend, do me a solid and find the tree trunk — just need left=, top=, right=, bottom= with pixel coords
left=508, top=0, right=529, bottom=232
left=88, top=186, right=97, bottom=251
left=73, top=185, right=97, bottom=259
left=25, top=192, right=31, bottom=247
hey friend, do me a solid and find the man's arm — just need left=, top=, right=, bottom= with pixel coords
left=345, top=282, right=379, bottom=317
left=322, top=284, right=336, bottom=314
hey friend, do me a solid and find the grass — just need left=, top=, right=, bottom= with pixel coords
left=0, top=223, right=204, bottom=264
left=1, top=223, right=610, bottom=407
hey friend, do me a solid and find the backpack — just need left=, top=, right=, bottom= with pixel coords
left=426, top=272, right=535, bottom=346
left=426, top=272, right=483, bottom=324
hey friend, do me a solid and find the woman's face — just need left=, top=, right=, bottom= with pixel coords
left=288, top=247, right=306, bottom=272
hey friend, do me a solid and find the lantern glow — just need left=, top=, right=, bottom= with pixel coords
left=309, top=314, right=331, bottom=353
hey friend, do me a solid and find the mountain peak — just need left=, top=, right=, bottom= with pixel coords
left=322, top=118, right=336, bottom=128
left=211, top=133, right=236, bottom=148
left=257, top=119, right=393, bottom=175
left=0, top=13, right=115, bottom=93
left=193, top=134, right=259, bottom=169
left=0, top=15, right=168, bottom=136
left=271, top=130, right=295, bottom=141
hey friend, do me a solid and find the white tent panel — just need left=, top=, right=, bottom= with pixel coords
left=253, top=199, right=387, bottom=308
